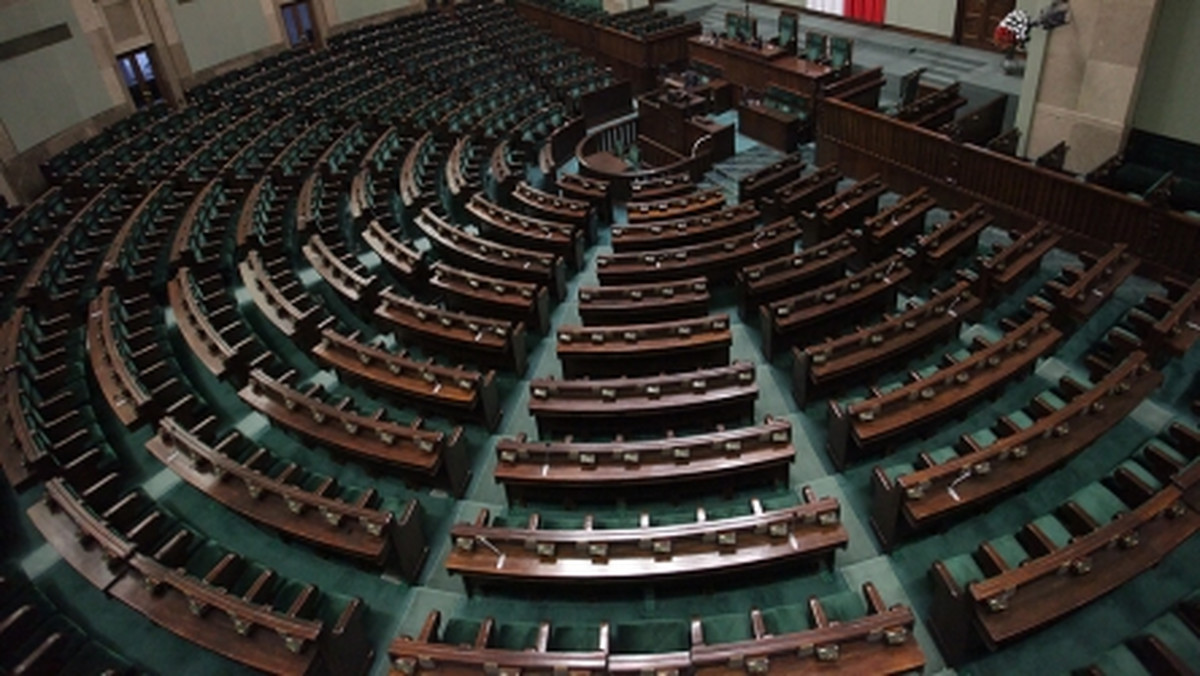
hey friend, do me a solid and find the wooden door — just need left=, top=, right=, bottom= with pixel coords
left=956, top=0, right=1017, bottom=51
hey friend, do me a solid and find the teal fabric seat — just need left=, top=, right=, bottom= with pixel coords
left=1143, top=614, right=1200, bottom=666
left=1006, top=410, right=1036, bottom=430
left=761, top=602, right=812, bottom=635
left=1090, top=644, right=1152, bottom=676
left=940, top=553, right=985, bottom=588
left=495, top=622, right=541, bottom=650
left=1037, top=390, right=1069, bottom=411
left=949, top=348, right=972, bottom=362
left=441, top=618, right=480, bottom=646
left=1071, top=484, right=1131, bottom=523
left=1031, top=515, right=1074, bottom=549
left=612, top=619, right=689, bottom=653
left=913, top=364, right=940, bottom=379
left=1119, top=459, right=1163, bottom=491
left=966, top=428, right=999, bottom=448
left=817, top=589, right=866, bottom=623
left=926, top=446, right=960, bottom=465
left=988, top=534, right=1031, bottom=569
left=700, top=611, right=754, bottom=645
left=550, top=625, right=601, bottom=651
left=882, top=462, right=916, bottom=482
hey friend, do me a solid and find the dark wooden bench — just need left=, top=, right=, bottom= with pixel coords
left=761, top=163, right=842, bottom=222
left=806, top=173, right=886, bottom=245
left=611, top=203, right=760, bottom=252
left=167, top=266, right=259, bottom=378
left=512, top=180, right=595, bottom=235
left=929, top=452, right=1200, bottom=666
left=556, top=314, right=732, bottom=378
left=147, top=416, right=428, bottom=577
left=852, top=187, right=936, bottom=260
left=736, top=231, right=856, bottom=316
left=416, top=206, right=567, bottom=300
left=898, top=82, right=967, bottom=129
left=301, top=232, right=380, bottom=312
left=761, top=251, right=914, bottom=360
left=977, top=221, right=1060, bottom=294
left=1041, top=243, right=1141, bottom=326
left=311, top=323, right=501, bottom=430
left=738, top=151, right=805, bottom=204
left=626, top=188, right=726, bottom=224
left=446, top=489, right=845, bottom=586
left=597, top=217, right=802, bottom=285
left=792, top=273, right=984, bottom=405
left=374, top=288, right=527, bottom=374
left=557, top=172, right=612, bottom=222
left=238, top=249, right=323, bottom=344
left=466, top=192, right=586, bottom=270
left=360, top=218, right=428, bottom=289
left=238, top=368, right=471, bottom=496
left=494, top=414, right=793, bottom=502
left=913, top=203, right=993, bottom=280
left=826, top=311, right=1062, bottom=469
left=870, top=351, right=1162, bottom=550
left=528, top=361, right=758, bottom=437
left=628, top=172, right=696, bottom=201
left=690, top=583, right=925, bottom=674
left=429, top=261, right=551, bottom=335
left=578, top=277, right=710, bottom=325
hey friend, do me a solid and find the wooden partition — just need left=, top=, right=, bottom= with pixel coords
left=816, top=97, right=1200, bottom=278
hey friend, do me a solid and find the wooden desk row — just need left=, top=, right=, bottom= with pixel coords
left=611, top=202, right=760, bottom=252
left=429, top=260, right=550, bottom=335
left=416, top=206, right=567, bottom=300
left=466, top=191, right=585, bottom=270
left=627, top=187, right=725, bottom=224
left=529, top=361, right=758, bottom=438
left=239, top=248, right=324, bottom=344
left=375, top=288, right=527, bottom=374
left=793, top=273, right=984, bottom=405
left=301, top=232, right=380, bottom=312
left=738, top=151, right=805, bottom=203
left=596, top=216, right=803, bottom=285
left=761, top=250, right=914, bottom=360
left=578, top=276, right=710, bottom=325
left=310, top=321, right=501, bottom=430
left=391, top=583, right=923, bottom=674
left=511, top=180, right=594, bottom=237
left=556, top=171, right=612, bottom=222
left=168, top=266, right=263, bottom=379
left=1041, top=243, right=1141, bottom=326
left=827, top=311, right=1063, bottom=469
left=736, top=230, right=856, bottom=315
left=87, top=286, right=185, bottom=427
left=147, top=416, right=429, bottom=577
left=27, top=477, right=372, bottom=676
left=760, top=162, right=842, bottom=222
left=238, top=368, right=472, bottom=496
left=871, top=350, right=1162, bottom=549
left=556, top=314, right=731, bottom=378
left=446, top=489, right=845, bottom=586
left=628, top=171, right=695, bottom=201
left=929, top=429, right=1200, bottom=665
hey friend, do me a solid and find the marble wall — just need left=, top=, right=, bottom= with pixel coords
left=1025, top=0, right=1161, bottom=173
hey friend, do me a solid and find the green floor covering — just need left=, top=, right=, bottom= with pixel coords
left=5, top=132, right=1200, bottom=676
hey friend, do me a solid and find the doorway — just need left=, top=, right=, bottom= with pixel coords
left=116, top=48, right=163, bottom=109
left=956, top=0, right=1017, bottom=51
left=281, top=1, right=315, bottom=47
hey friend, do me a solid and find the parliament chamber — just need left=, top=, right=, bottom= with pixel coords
left=2, top=0, right=1200, bottom=674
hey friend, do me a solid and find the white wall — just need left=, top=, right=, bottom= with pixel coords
left=0, top=0, right=117, bottom=152
left=168, top=0, right=275, bottom=73
left=334, top=0, right=421, bottom=25
left=884, top=0, right=956, bottom=38
left=1132, top=0, right=1200, bottom=145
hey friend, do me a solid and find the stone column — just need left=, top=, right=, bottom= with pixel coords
left=1022, top=0, right=1162, bottom=173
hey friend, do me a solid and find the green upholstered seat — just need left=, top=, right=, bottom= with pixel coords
left=495, top=621, right=542, bottom=650
left=926, top=446, right=960, bottom=465
left=940, top=553, right=985, bottom=588
left=966, top=427, right=999, bottom=448
left=700, top=611, right=754, bottom=645
left=1037, top=390, right=1069, bottom=411
left=761, top=602, right=812, bottom=635
left=988, top=534, right=1031, bottom=569
left=550, top=625, right=601, bottom=651
left=914, top=364, right=940, bottom=379
left=611, top=618, right=690, bottom=653
left=882, top=462, right=916, bottom=482
left=1071, top=484, right=1130, bottom=524
left=1031, top=515, right=1073, bottom=549
left=1006, top=410, right=1036, bottom=430
left=1143, top=614, right=1200, bottom=666
left=817, top=589, right=866, bottom=623
left=441, top=618, right=481, bottom=646
left=1119, top=459, right=1163, bottom=491
left=1090, top=644, right=1152, bottom=676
